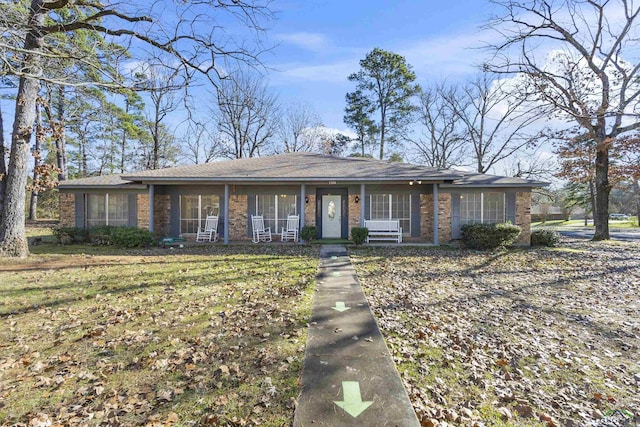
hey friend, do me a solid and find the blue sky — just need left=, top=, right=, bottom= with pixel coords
left=0, top=1, right=497, bottom=149
left=262, top=0, right=498, bottom=130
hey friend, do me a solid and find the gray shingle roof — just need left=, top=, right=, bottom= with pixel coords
left=445, top=172, right=549, bottom=188
left=120, top=152, right=462, bottom=182
left=58, top=174, right=145, bottom=189
left=59, top=152, right=547, bottom=189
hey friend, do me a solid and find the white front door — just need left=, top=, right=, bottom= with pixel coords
left=322, top=195, right=342, bottom=238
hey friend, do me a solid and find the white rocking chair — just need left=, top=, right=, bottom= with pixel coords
left=281, top=215, right=299, bottom=242
left=196, top=215, right=218, bottom=242
left=251, top=215, right=272, bottom=243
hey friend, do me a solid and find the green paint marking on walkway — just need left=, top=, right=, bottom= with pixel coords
left=331, top=271, right=341, bottom=277
left=334, top=381, right=373, bottom=418
left=331, top=301, right=350, bottom=312
left=331, top=256, right=338, bottom=259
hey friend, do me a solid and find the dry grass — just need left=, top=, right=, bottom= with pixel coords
left=350, top=239, right=640, bottom=427
left=1, top=242, right=319, bottom=426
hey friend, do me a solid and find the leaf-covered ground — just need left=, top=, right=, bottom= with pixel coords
left=350, top=240, right=640, bottom=427
left=0, top=244, right=319, bottom=426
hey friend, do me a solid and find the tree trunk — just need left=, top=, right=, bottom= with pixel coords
left=0, top=101, right=6, bottom=226
left=56, top=86, right=67, bottom=181
left=592, top=141, right=610, bottom=240
left=0, top=0, right=45, bottom=258
left=152, top=117, right=159, bottom=169
left=633, top=178, right=640, bottom=228
left=80, top=124, right=88, bottom=177
left=588, top=179, right=596, bottom=225
left=29, top=103, right=44, bottom=221
left=120, top=98, right=129, bottom=173
left=379, top=110, right=385, bottom=160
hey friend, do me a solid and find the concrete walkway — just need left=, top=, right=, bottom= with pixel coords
left=293, top=245, right=419, bottom=426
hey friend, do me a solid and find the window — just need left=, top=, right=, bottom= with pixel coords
left=86, top=193, right=129, bottom=227
left=460, top=192, right=505, bottom=224
left=256, top=194, right=297, bottom=232
left=180, top=195, right=219, bottom=234
left=369, top=193, right=411, bottom=233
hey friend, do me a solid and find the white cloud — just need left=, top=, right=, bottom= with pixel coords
left=271, top=27, right=498, bottom=85
left=306, top=125, right=357, bottom=140
left=276, top=32, right=329, bottom=52
left=400, top=29, right=500, bottom=79
left=271, top=59, right=359, bottom=84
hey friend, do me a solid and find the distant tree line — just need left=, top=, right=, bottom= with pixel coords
left=342, top=0, right=640, bottom=240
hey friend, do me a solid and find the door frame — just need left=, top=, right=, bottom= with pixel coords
left=316, top=188, right=348, bottom=239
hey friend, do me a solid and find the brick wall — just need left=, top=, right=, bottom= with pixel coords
left=137, top=193, right=149, bottom=229
left=438, top=192, right=452, bottom=242
left=420, top=192, right=452, bottom=243
left=421, top=193, right=433, bottom=241
left=516, top=191, right=531, bottom=245
left=154, top=195, right=171, bottom=236
left=59, top=193, right=76, bottom=227
left=348, top=193, right=361, bottom=236
left=229, top=193, right=249, bottom=240
left=304, top=194, right=316, bottom=227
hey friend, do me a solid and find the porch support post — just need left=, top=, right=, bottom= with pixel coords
left=360, top=183, right=365, bottom=226
left=224, top=184, right=230, bottom=244
left=148, top=184, right=155, bottom=233
left=300, top=184, right=306, bottom=229
left=433, top=183, right=439, bottom=245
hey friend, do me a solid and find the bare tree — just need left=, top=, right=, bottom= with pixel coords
left=408, top=83, right=467, bottom=169
left=214, top=69, right=278, bottom=159
left=138, top=65, right=184, bottom=170
left=484, top=0, right=640, bottom=240
left=28, top=102, right=43, bottom=220
left=446, top=73, right=544, bottom=174
left=0, top=100, right=6, bottom=225
left=278, top=101, right=322, bottom=152
left=181, top=122, right=222, bottom=164
left=41, top=84, right=68, bottom=180
left=0, top=0, right=273, bottom=257
left=503, top=155, right=556, bottom=181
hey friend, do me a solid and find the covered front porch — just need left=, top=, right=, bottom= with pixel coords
left=144, top=182, right=448, bottom=245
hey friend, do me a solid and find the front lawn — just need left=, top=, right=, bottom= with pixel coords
left=532, top=218, right=639, bottom=228
left=350, top=240, right=640, bottom=426
left=0, top=243, right=319, bottom=426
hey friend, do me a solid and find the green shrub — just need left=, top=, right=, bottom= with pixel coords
left=530, top=229, right=561, bottom=247
left=88, top=225, right=116, bottom=245
left=350, top=227, right=368, bottom=245
left=461, top=223, right=521, bottom=250
left=111, top=227, right=154, bottom=248
left=53, top=225, right=154, bottom=247
left=52, top=226, right=89, bottom=244
left=300, top=225, right=317, bottom=243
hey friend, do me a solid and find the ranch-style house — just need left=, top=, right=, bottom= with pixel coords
left=58, top=152, right=546, bottom=245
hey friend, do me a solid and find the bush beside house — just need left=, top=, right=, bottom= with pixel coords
left=350, top=227, right=368, bottom=245
left=461, top=223, right=521, bottom=250
left=530, top=229, right=561, bottom=247
left=53, top=226, right=154, bottom=247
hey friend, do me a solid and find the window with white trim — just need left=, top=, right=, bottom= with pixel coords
left=86, top=193, right=129, bottom=227
left=460, top=192, right=505, bottom=224
left=369, top=193, right=411, bottom=233
left=256, top=194, right=297, bottom=232
left=180, top=195, right=220, bottom=234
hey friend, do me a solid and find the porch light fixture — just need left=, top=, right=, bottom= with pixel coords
left=409, top=180, right=423, bottom=186
left=305, top=196, right=309, bottom=204
left=354, top=195, right=360, bottom=204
